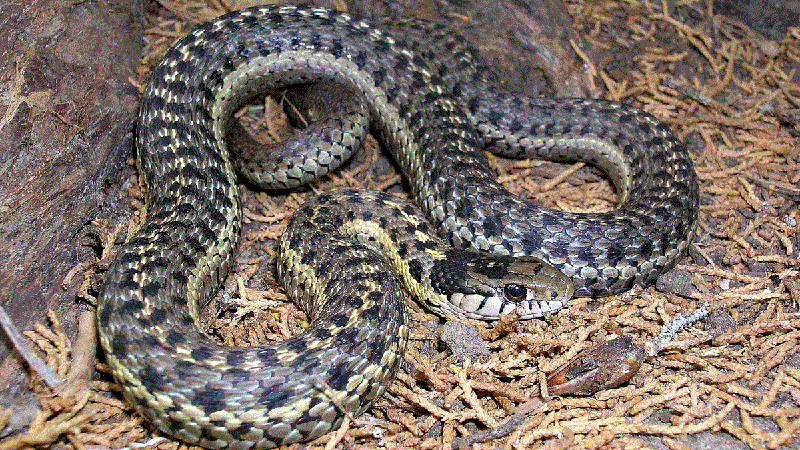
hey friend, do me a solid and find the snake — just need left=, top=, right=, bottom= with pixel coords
left=97, top=5, right=699, bottom=449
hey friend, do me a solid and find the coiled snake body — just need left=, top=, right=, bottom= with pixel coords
left=98, top=5, right=698, bottom=449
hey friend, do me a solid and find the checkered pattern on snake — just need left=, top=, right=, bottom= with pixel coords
left=97, top=5, right=699, bottom=449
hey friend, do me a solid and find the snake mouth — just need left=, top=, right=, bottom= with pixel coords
left=448, top=292, right=567, bottom=320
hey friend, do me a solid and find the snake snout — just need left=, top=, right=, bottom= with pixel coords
left=499, top=256, right=575, bottom=320
left=444, top=252, right=574, bottom=320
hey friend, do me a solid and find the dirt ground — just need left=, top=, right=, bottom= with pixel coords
left=3, top=0, right=799, bottom=449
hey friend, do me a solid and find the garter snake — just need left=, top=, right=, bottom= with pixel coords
left=98, top=5, right=698, bottom=448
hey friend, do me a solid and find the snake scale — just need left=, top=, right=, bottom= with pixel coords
left=98, top=5, right=699, bottom=449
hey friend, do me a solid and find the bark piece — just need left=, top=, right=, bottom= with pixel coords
left=0, top=0, right=145, bottom=402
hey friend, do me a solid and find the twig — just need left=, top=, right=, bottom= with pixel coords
left=0, top=392, right=91, bottom=450
left=450, top=399, right=544, bottom=449
left=548, top=303, right=711, bottom=396
left=0, top=306, right=61, bottom=389
left=324, top=416, right=351, bottom=450
left=646, top=302, right=710, bottom=356
left=57, top=308, right=97, bottom=398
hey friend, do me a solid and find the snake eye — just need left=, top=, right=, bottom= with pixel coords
left=503, top=284, right=527, bottom=301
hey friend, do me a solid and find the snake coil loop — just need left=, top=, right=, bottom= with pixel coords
left=98, top=5, right=697, bottom=448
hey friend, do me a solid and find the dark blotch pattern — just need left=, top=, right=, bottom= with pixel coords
left=97, top=4, right=698, bottom=449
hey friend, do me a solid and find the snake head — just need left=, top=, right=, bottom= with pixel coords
left=429, top=251, right=574, bottom=320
